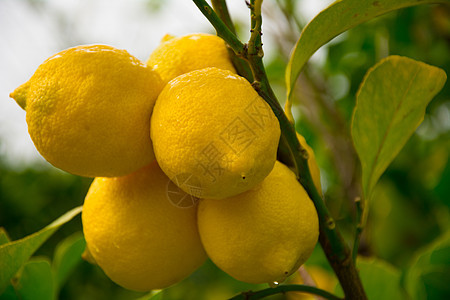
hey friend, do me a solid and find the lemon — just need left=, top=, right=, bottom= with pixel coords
left=82, top=161, right=206, bottom=291
left=286, top=266, right=338, bottom=300
left=10, top=45, right=163, bottom=177
left=147, top=33, right=236, bottom=84
left=197, top=161, right=319, bottom=284
left=297, top=133, right=322, bottom=195
left=151, top=67, right=281, bottom=199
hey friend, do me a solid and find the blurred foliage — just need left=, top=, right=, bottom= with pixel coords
left=1, top=1, right=449, bottom=300
left=334, top=257, right=407, bottom=299
left=404, top=232, right=450, bottom=300
left=0, top=160, right=90, bottom=256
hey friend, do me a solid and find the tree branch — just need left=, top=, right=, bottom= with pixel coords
left=192, top=0, right=367, bottom=299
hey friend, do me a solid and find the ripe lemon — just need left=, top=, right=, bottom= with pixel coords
left=151, top=67, right=281, bottom=199
left=286, top=266, right=338, bottom=300
left=10, top=45, right=163, bottom=177
left=197, top=161, right=319, bottom=284
left=147, top=33, right=236, bottom=84
left=82, top=161, right=206, bottom=291
left=297, top=133, right=322, bottom=196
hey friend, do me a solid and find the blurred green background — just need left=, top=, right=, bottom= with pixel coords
left=1, top=1, right=449, bottom=299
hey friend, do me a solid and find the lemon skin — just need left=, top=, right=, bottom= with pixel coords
left=151, top=67, right=280, bottom=199
left=198, top=161, right=319, bottom=284
left=10, top=45, right=163, bottom=177
left=147, top=33, right=236, bottom=85
left=82, top=161, right=207, bottom=291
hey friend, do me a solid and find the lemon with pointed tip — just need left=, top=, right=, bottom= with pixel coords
left=10, top=45, right=163, bottom=177
left=147, top=33, right=236, bottom=84
left=151, top=67, right=280, bottom=199
left=198, top=161, right=319, bottom=284
left=82, top=161, right=207, bottom=291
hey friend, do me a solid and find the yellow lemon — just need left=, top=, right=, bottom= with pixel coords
left=82, top=161, right=207, bottom=291
left=197, top=161, right=319, bottom=284
left=151, top=67, right=280, bottom=199
left=147, top=33, right=236, bottom=84
left=297, top=133, right=322, bottom=195
left=286, top=266, right=338, bottom=300
left=10, top=45, right=163, bottom=177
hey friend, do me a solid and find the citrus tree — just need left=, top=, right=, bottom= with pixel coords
left=1, top=1, right=449, bottom=299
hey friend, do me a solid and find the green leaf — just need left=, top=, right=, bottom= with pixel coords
left=0, top=206, right=82, bottom=293
left=334, top=257, right=405, bottom=298
left=285, top=0, right=449, bottom=101
left=14, top=259, right=54, bottom=300
left=0, top=284, right=18, bottom=300
left=351, top=55, right=446, bottom=198
left=404, top=232, right=450, bottom=300
left=0, top=228, right=11, bottom=246
left=52, top=232, right=86, bottom=293
left=357, top=257, right=405, bottom=299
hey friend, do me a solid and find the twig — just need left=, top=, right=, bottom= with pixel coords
left=352, top=197, right=366, bottom=262
left=192, top=0, right=245, bottom=56
left=211, top=0, right=254, bottom=82
left=228, top=284, right=343, bottom=300
left=248, top=0, right=263, bottom=58
left=276, top=0, right=303, bottom=30
left=211, top=0, right=236, bottom=34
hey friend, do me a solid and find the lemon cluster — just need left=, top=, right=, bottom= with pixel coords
left=10, top=33, right=320, bottom=292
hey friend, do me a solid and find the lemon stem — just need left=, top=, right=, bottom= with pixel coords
left=192, top=0, right=367, bottom=299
